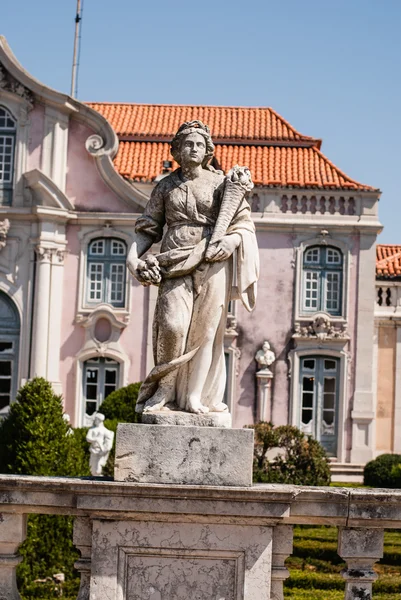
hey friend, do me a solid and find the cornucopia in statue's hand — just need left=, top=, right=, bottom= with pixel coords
left=205, top=165, right=254, bottom=262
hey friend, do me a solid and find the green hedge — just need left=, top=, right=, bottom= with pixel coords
left=247, top=422, right=331, bottom=486
left=364, top=454, right=401, bottom=488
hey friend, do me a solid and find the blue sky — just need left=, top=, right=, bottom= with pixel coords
left=2, top=0, right=400, bottom=242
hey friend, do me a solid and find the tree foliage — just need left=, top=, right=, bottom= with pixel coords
left=0, top=377, right=88, bottom=597
left=247, top=422, right=331, bottom=486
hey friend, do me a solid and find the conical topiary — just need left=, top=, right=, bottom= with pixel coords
left=0, top=377, right=88, bottom=597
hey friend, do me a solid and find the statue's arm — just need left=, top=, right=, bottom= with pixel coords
left=127, top=231, right=154, bottom=275
left=127, top=182, right=166, bottom=283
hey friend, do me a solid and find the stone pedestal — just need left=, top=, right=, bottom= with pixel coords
left=256, top=369, right=273, bottom=422
left=114, top=423, right=254, bottom=486
left=141, top=409, right=231, bottom=428
left=91, top=519, right=272, bottom=600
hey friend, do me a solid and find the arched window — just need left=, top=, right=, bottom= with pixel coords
left=86, top=238, right=127, bottom=307
left=302, top=245, right=343, bottom=315
left=0, top=292, right=20, bottom=413
left=300, top=356, right=339, bottom=456
left=0, top=106, right=16, bottom=206
left=83, top=357, right=120, bottom=425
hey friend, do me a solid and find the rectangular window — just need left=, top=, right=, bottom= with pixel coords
left=303, top=271, right=319, bottom=310
left=325, top=272, right=340, bottom=312
left=85, top=367, right=99, bottom=416
left=109, top=264, right=125, bottom=303
left=0, top=136, right=14, bottom=183
left=104, top=367, right=118, bottom=398
left=88, top=263, right=103, bottom=302
left=0, top=360, right=12, bottom=410
left=322, top=376, right=336, bottom=435
left=301, top=375, right=315, bottom=434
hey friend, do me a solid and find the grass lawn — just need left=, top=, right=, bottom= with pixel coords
left=285, top=525, right=401, bottom=599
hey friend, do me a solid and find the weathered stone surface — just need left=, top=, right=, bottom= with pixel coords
left=127, top=121, right=259, bottom=417
left=114, top=423, right=254, bottom=486
left=141, top=409, right=232, bottom=428
left=91, top=519, right=272, bottom=599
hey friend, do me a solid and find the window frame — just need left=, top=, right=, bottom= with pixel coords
left=86, top=237, right=127, bottom=308
left=301, top=245, right=343, bottom=316
left=299, top=355, right=340, bottom=456
left=0, top=106, right=16, bottom=206
left=82, top=356, right=120, bottom=424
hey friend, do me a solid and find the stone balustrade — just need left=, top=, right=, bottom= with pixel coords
left=1, top=474, right=400, bottom=599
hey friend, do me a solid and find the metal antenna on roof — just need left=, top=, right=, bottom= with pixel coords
left=71, top=0, right=84, bottom=98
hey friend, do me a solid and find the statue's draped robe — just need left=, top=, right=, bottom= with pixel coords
left=135, top=169, right=259, bottom=412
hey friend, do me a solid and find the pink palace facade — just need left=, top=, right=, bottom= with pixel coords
left=0, top=38, right=383, bottom=473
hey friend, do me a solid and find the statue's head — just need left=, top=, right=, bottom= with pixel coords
left=93, top=412, right=105, bottom=426
left=262, top=341, right=270, bottom=352
left=170, top=120, right=215, bottom=169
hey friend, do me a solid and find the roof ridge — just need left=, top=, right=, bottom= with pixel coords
left=313, top=146, right=377, bottom=192
left=267, top=106, right=315, bottom=142
left=85, top=101, right=294, bottom=110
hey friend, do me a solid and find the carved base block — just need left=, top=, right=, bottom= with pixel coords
left=114, top=423, right=254, bottom=486
left=141, top=409, right=231, bottom=428
left=90, top=519, right=272, bottom=599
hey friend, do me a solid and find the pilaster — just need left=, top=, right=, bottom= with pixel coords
left=393, top=326, right=401, bottom=453
left=31, top=245, right=52, bottom=377
left=351, top=233, right=377, bottom=463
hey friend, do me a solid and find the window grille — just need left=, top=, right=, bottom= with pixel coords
left=86, top=238, right=127, bottom=307
left=0, top=106, right=16, bottom=206
left=302, top=246, right=343, bottom=316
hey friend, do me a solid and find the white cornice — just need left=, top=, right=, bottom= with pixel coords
left=24, top=169, right=74, bottom=210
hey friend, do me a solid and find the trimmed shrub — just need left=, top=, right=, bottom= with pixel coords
left=98, top=382, right=141, bottom=423
left=247, top=422, right=331, bottom=486
left=0, top=377, right=88, bottom=598
left=363, top=453, right=401, bottom=488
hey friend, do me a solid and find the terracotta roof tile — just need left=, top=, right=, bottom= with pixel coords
left=87, top=103, right=317, bottom=142
left=87, top=102, right=377, bottom=191
left=376, top=245, right=401, bottom=278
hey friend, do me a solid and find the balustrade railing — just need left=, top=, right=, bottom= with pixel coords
left=0, top=475, right=400, bottom=600
left=376, top=284, right=401, bottom=311
left=281, top=194, right=356, bottom=216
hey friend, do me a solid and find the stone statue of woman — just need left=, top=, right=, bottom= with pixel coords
left=127, top=120, right=259, bottom=416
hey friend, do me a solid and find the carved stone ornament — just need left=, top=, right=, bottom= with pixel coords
left=85, top=134, right=105, bottom=155
left=0, top=64, right=34, bottom=104
left=255, top=340, right=276, bottom=373
left=0, top=219, right=10, bottom=250
left=294, top=314, right=349, bottom=341
left=35, top=245, right=67, bottom=264
left=225, top=314, right=238, bottom=337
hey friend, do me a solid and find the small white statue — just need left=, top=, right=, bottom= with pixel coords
left=255, top=340, right=276, bottom=373
left=86, top=412, right=114, bottom=476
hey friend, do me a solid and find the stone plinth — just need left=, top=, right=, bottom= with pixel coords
left=91, top=519, right=272, bottom=600
left=141, top=409, right=231, bottom=428
left=114, top=423, right=254, bottom=486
